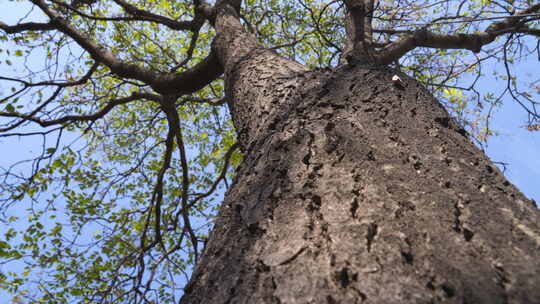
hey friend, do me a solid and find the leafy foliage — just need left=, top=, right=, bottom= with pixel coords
left=0, top=0, right=539, bottom=302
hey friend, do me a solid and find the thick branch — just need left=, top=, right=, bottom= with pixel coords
left=343, top=0, right=366, bottom=58
left=111, top=0, right=203, bottom=31
left=30, top=0, right=157, bottom=82
left=0, top=21, right=56, bottom=33
left=29, top=0, right=222, bottom=95
left=376, top=3, right=540, bottom=64
left=48, top=0, right=203, bottom=31
left=515, top=26, right=540, bottom=37
left=364, top=0, right=374, bottom=45
left=342, top=0, right=375, bottom=62
left=211, top=0, right=260, bottom=70
left=151, top=48, right=223, bottom=95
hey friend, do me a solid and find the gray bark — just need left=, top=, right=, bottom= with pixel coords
left=180, top=4, right=540, bottom=304
left=181, top=64, right=539, bottom=304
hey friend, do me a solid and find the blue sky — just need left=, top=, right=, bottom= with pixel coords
left=0, top=1, right=539, bottom=302
left=1, top=1, right=538, bottom=202
left=484, top=100, right=540, bottom=203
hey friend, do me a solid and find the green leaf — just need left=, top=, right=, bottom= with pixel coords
left=5, top=104, right=14, bottom=112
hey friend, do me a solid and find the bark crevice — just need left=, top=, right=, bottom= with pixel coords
left=181, top=64, right=540, bottom=304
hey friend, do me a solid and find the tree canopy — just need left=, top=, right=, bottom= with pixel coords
left=0, top=0, right=539, bottom=303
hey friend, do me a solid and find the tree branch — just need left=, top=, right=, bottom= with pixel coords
left=30, top=0, right=158, bottom=81
left=112, top=0, right=204, bottom=31
left=342, top=0, right=375, bottom=63
left=161, top=98, right=199, bottom=263
left=0, top=92, right=157, bottom=129
left=0, top=62, right=98, bottom=88
left=0, top=87, right=62, bottom=132
left=188, top=142, right=238, bottom=209
left=51, top=0, right=204, bottom=31
left=148, top=119, right=175, bottom=246
left=515, top=26, right=540, bottom=37
left=151, top=48, right=224, bottom=95
left=376, top=3, right=540, bottom=64
left=363, top=0, right=374, bottom=45
left=211, top=0, right=261, bottom=70
left=0, top=21, right=56, bottom=33
left=28, top=0, right=222, bottom=95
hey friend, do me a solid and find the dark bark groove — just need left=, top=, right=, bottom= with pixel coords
left=180, top=64, right=540, bottom=304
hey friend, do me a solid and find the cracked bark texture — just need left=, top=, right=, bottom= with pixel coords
left=179, top=3, right=540, bottom=303
left=180, top=61, right=540, bottom=303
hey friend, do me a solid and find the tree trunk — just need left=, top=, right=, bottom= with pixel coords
left=179, top=5, right=540, bottom=303
left=180, top=61, right=540, bottom=303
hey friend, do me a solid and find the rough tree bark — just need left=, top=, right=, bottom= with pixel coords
left=180, top=3, right=540, bottom=304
